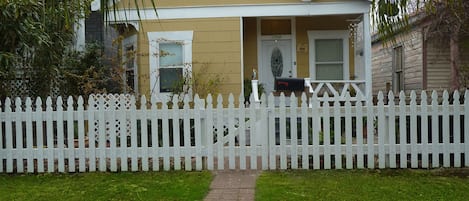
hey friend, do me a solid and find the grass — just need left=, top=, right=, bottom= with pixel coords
left=256, top=169, right=469, bottom=201
left=0, top=171, right=212, bottom=201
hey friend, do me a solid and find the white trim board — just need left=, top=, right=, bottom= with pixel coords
left=108, top=2, right=370, bottom=21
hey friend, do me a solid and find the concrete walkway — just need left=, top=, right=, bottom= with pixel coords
left=204, top=170, right=260, bottom=201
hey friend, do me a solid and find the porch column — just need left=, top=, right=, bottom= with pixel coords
left=363, top=12, right=372, bottom=99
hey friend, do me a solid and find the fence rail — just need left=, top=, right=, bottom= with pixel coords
left=0, top=90, right=468, bottom=173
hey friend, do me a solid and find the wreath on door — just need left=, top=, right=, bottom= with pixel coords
left=271, top=47, right=283, bottom=77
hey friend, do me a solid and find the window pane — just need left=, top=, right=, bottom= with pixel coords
left=159, top=68, right=183, bottom=92
left=125, top=46, right=135, bottom=69
left=160, top=43, right=183, bottom=67
left=315, top=39, right=343, bottom=62
left=316, top=64, right=343, bottom=80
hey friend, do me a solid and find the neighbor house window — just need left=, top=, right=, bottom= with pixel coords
left=392, top=46, right=404, bottom=93
left=308, top=31, right=349, bottom=80
left=148, top=31, right=193, bottom=101
left=122, top=35, right=138, bottom=93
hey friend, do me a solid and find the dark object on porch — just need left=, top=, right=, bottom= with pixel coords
left=275, top=77, right=305, bottom=91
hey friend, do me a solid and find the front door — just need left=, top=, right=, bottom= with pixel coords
left=260, top=39, right=292, bottom=96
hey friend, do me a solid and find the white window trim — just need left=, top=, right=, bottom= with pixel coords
left=392, top=45, right=404, bottom=94
left=122, top=34, right=138, bottom=94
left=307, top=30, right=349, bottom=80
left=148, top=31, right=193, bottom=102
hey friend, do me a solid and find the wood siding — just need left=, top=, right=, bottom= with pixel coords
left=137, top=18, right=241, bottom=98
left=426, top=37, right=451, bottom=91
left=372, top=29, right=424, bottom=95
left=372, top=40, right=393, bottom=94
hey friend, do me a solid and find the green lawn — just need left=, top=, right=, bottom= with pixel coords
left=256, top=169, right=469, bottom=201
left=0, top=171, right=212, bottom=201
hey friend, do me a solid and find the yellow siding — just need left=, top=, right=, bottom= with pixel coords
left=136, top=17, right=242, bottom=99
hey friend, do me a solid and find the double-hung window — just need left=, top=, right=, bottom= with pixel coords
left=308, top=31, right=349, bottom=80
left=122, top=34, right=138, bottom=93
left=148, top=31, right=193, bottom=101
left=159, top=42, right=184, bottom=93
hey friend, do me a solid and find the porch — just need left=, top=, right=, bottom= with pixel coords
left=242, top=12, right=372, bottom=102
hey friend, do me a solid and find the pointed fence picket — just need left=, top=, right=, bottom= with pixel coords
left=0, top=90, right=468, bottom=173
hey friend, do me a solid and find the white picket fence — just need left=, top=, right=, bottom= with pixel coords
left=0, top=90, right=468, bottom=173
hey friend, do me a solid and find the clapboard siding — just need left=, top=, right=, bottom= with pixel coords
left=426, top=38, right=451, bottom=91
left=372, top=41, right=393, bottom=94
left=137, top=18, right=242, bottom=100
left=372, top=29, right=424, bottom=94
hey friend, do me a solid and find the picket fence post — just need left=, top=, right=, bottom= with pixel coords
left=249, top=94, right=257, bottom=170
left=109, top=96, right=117, bottom=172
left=323, top=93, right=331, bottom=169
left=300, top=93, right=309, bottom=170
left=333, top=93, right=342, bottom=169
left=453, top=91, right=461, bottom=167
left=228, top=94, right=235, bottom=170
left=465, top=90, right=469, bottom=167
left=194, top=94, right=203, bottom=171
left=430, top=91, right=439, bottom=168
left=267, top=93, right=276, bottom=170
left=420, top=91, right=429, bottom=168
left=66, top=97, right=76, bottom=172
left=14, top=98, right=24, bottom=172
left=57, top=97, right=65, bottom=172
left=77, top=96, right=85, bottom=172
left=366, top=94, right=375, bottom=169
left=442, top=91, right=450, bottom=167
left=206, top=95, right=214, bottom=170
left=356, top=92, right=365, bottom=169
left=312, top=92, right=320, bottom=170
left=464, top=89, right=469, bottom=167
left=25, top=97, right=34, bottom=173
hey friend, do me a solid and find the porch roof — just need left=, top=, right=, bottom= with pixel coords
left=108, top=1, right=371, bottom=22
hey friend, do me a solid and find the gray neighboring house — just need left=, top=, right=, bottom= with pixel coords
left=371, top=15, right=469, bottom=96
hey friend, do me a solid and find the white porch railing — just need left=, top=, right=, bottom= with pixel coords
left=251, top=79, right=367, bottom=103
left=304, top=78, right=366, bottom=101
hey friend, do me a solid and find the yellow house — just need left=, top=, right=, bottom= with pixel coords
left=110, top=0, right=373, bottom=102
